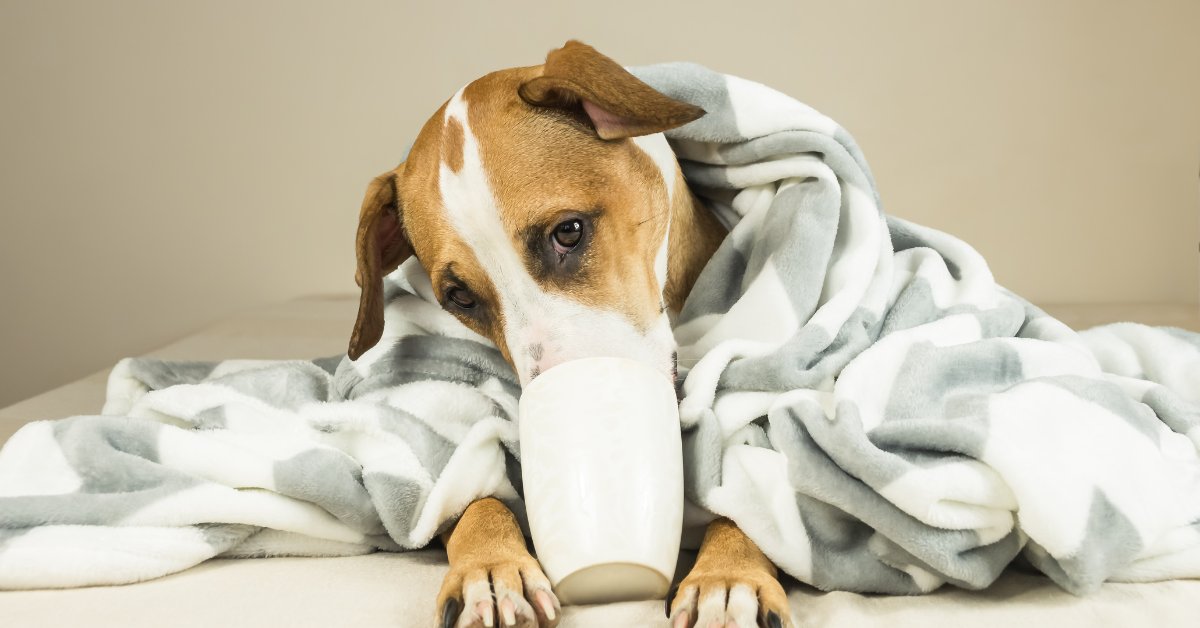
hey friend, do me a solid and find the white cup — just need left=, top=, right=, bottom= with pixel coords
left=518, top=356, right=684, bottom=605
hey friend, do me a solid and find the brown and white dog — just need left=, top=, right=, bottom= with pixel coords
left=348, top=41, right=792, bottom=628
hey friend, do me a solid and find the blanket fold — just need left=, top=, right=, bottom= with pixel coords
left=3, top=62, right=1199, bottom=594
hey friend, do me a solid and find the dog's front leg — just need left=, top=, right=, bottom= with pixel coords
left=668, top=518, right=793, bottom=628
left=436, top=497, right=561, bottom=628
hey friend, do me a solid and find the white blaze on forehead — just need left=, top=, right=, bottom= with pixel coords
left=437, top=88, right=676, bottom=384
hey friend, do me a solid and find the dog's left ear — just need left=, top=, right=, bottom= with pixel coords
left=349, top=165, right=412, bottom=361
left=519, top=40, right=705, bottom=140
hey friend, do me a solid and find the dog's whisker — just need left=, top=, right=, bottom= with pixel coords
left=636, top=208, right=669, bottom=227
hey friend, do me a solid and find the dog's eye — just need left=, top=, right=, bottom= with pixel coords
left=445, top=287, right=476, bottom=309
left=551, top=219, right=583, bottom=252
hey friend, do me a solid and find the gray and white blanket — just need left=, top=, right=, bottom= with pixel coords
left=3, top=63, right=1200, bottom=594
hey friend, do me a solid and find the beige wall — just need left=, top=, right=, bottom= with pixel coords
left=1, top=0, right=1197, bottom=408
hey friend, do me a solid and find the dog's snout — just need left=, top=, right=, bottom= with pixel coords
left=520, top=344, right=680, bottom=390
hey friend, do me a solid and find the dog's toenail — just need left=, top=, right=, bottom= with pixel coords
left=665, top=583, right=679, bottom=617
left=499, top=597, right=517, bottom=626
left=535, top=589, right=557, bottom=621
left=767, top=610, right=783, bottom=628
left=440, top=598, right=461, bottom=628
left=477, top=600, right=494, bottom=627
left=672, top=612, right=691, bottom=628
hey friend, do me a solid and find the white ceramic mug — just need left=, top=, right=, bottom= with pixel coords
left=518, top=356, right=684, bottom=605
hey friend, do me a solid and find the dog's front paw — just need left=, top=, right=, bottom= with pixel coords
left=667, top=561, right=793, bottom=628
left=436, top=551, right=560, bottom=628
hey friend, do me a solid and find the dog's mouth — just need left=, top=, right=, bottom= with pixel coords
left=518, top=350, right=681, bottom=395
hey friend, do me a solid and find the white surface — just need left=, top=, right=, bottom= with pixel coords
left=518, top=357, right=684, bottom=605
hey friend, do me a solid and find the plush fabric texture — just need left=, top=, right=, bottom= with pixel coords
left=2, top=63, right=1200, bottom=594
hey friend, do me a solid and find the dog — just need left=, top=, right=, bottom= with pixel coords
left=347, top=41, right=791, bottom=628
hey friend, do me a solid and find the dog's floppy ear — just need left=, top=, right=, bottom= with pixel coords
left=518, top=40, right=705, bottom=140
left=349, top=166, right=412, bottom=360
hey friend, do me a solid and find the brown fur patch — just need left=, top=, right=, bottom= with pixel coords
left=664, top=168, right=727, bottom=313
left=439, top=497, right=531, bottom=565
left=442, top=117, right=464, bottom=173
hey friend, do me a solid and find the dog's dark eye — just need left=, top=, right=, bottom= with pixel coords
left=446, top=287, right=475, bottom=309
left=551, top=219, right=583, bottom=252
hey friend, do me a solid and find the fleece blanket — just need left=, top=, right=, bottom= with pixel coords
left=3, top=63, right=1200, bottom=594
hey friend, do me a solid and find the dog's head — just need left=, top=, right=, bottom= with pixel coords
left=348, top=41, right=705, bottom=385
